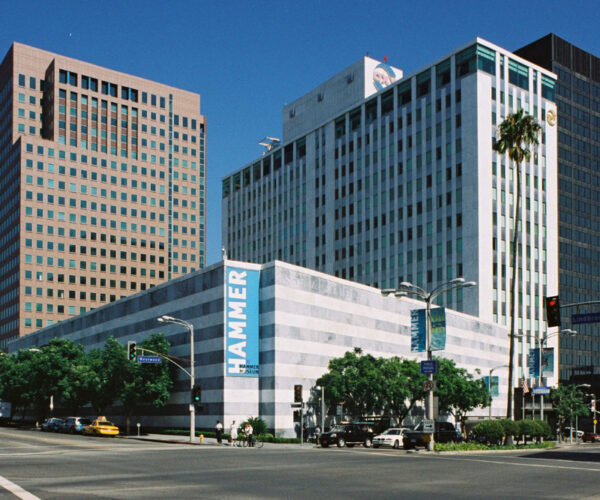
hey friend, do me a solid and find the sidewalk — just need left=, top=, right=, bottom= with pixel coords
left=123, top=433, right=311, bottom=449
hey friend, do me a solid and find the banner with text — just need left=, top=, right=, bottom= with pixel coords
left=482, top=376, right=499, bottom=397
left=225, top=266, right=260, bottom=377
left=410, top=307, right=446, bottom=352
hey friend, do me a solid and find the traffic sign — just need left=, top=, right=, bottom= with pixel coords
left=533, top=386, right=550, bottom=395
left=422, top=419, right=435, bottom=433
left=421, top=360, right=438, bottom=374
left=290, top=402, right=302, bottom=408
left=138, top=355, right=162, bottom=363
left=572, top=312, right=600, bottom=325
left=423, top=379, right=435, bottom=391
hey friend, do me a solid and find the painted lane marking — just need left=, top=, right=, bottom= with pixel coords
left=0, top=474, right=41, bottom=500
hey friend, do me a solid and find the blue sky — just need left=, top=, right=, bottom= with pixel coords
left=1, top=0, right=598, bottom=266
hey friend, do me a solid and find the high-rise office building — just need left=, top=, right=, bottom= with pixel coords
left=0, top=43, right=206, bottom=349
left=516, top=34, right=600, bottom=381
left=223, top=38, right=559, bottom=383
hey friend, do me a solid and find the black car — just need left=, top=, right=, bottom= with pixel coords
left=320, top=423, right=375, bottom=448
left=403, top=421, right=463, bottom=449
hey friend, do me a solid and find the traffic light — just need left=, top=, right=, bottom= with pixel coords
left=192, top=385, right=202, bottom=405
left=545, top=296, right=561, bottom=328
left=294, top=384, right=303, bottom=403
left=127, top=341, right=137, bottom=361
left=591, top=399, right=596, bottom=413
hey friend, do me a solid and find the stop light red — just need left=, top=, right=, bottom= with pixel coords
left=294, top=384, right=303, bottom=402
left=545, top=296, right=561, bottom=327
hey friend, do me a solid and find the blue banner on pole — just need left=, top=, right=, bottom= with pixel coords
left=483, top=376, right=499, bottom=397
left=430, top=307, right=446, bottom=351
left=528, top=347, right=540, bottom=378
left=225, top=266, right=260, bottom=377
left=410, top=309, right=426, bottom=352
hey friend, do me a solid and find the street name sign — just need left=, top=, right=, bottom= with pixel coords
left=533, top=386, right=550, bottom=395
left=138, top=355, right=162, bottom=363
left=420, top=360, right=438, bottom=374
left=422, top=419, right=435, bottom=433
left=572, top=312, right=600, bottom=325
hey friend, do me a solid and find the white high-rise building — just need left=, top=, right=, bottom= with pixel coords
left=222, top=38, right=558, bottom=384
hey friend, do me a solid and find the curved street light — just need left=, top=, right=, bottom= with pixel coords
left=382, top=277, right=477, bottom=451
left=157, top=315, right=195, bottom=443
left=535, top=329, right=577, bottom=421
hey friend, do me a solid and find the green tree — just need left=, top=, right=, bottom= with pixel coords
left=88, top=336, right=130, bottom=414
left=0, top=350, right=36, bottom=419
left=119, top=333, right=175, bottom=434
left=493, top=109, right=542, bottom=420
left=551, top=385, right=589, bottom=437
left=435, top=358, right=489, bottom=432
left=317, top=348, right=382, bottom=418
left=28, top=339, right=88, bottom=420
left=379, top=357, right=426, bottom=422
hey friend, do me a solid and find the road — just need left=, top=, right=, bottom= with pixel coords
left=1, top=427, right=600, bottom=499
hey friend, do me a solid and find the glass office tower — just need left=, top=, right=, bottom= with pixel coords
left=517, top=34, right=600, bottom=382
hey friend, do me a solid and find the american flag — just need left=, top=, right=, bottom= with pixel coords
left=522, top=378, right=530, bottom=394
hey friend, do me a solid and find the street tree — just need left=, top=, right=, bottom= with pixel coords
left=434, top=357, right=489, bottom=432
left=378, top=357, right=426, bottom=423
left=28, top=338, right=88, bottom=420
left=551, top=384, right=589, bottom=437
left=88, top=336, right=130, bottom=414
left=119, top=333, right=175, bottom=434
left=317, top=348, right=383, bottom=418
left=493, top=109, right=541, bottom=419
left=0, top=350, right=36, bottom=419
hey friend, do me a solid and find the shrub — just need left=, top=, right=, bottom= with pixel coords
left=518, top=419, right=537, bottom=444
left=472, top=420, right=504, bottom=446
left=498, top=418, right=519, bottom=442
left=532, top=420, right=552, bottom=442
left=241, top=416, right=268, bottom=436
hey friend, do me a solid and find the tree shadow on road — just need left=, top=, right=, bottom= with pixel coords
left=522, top=448, right=600, bottom=463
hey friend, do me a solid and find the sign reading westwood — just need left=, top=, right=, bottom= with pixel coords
left=410, top=307, right=447, bottom=352
left=225, top=266, right=260, bottom=377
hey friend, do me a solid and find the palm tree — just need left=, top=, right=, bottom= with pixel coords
left=493, top=109, right=541, bottom=420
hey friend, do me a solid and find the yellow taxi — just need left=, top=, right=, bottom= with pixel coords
left=83, top=417, right=119, bottom=437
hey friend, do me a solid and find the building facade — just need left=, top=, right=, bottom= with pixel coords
left=0, top=43, right=206, bottom=349
left=222, top=38, right=559, bottom=385
left=9, top=259, right=510, bottom=436
left=516, top=34, right=600, bottom=382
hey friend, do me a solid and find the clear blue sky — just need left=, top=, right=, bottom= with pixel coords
left=1, top=0, right=598, bottom=266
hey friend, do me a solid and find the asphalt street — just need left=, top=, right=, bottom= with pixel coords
left=1, top=427, right=600, bottom=499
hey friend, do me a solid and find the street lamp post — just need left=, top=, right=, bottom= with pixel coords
left=575, top=383, right=591, bottom=444
left=537, top=329, right=577, bottom=421
left=157, top=315, right=195, bottom=444
left=488, top=365, right=508, bottom=420
left=316, top=385, right=325, bottom=437
left=382, top=277, right=476, bottom=451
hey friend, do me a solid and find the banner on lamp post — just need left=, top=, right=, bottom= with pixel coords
left=410, top=309, right=426, bottom=352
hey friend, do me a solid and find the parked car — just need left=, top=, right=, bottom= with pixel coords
left=320, top=422, right=374, bottom=448
left=62, top=417, right=92, bottom=434
left=83, top=418, right=119, bottom=437
left=373, top=427, right=409, bottom=449
left=403, top=421, right=463, bottom=449
left=582, top=432, right=600, bottom=443
left=562, top=427, right=584, bottom=439
left=40, top=417, right=65, bottom=432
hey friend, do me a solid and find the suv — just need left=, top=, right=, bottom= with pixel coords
left=62, top=417, right=92, bottom=434
left=403, top=421, right=463, bottom=449
left=320, top=423, right=375, bottom=448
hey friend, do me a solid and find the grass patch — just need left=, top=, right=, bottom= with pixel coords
left=435, top=441, right=556, bottom=452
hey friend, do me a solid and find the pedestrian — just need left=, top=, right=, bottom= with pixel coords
left=245, top=422, right=254, bottom=447
left=230, top=420, right=238, bottom=446
left=303, top=422, right=308, bottom=441
left=215, top=420, right=223, bottom=444
left=314, top=425, right=321, bottom=445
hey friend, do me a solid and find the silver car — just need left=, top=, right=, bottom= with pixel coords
left=373, top=427, right=409, bottom=449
